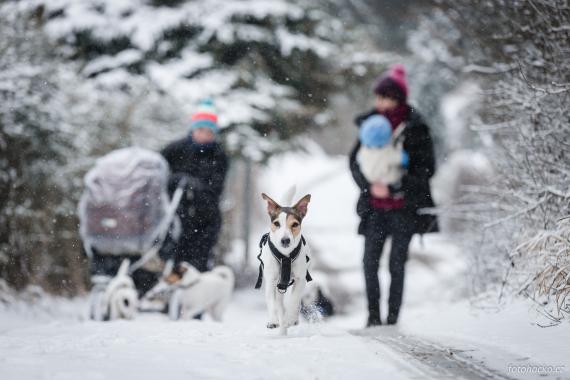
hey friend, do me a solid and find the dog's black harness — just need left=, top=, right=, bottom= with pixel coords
left=254, top=233, right=312, bottom=293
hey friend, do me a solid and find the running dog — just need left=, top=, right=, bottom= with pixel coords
left=145, top=261, right=234, bottom=321
left=255, top=190, right=312, bottom=335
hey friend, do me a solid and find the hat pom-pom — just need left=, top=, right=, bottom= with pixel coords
left=390, top=64, right=406, bottom=81
left=199, top=97, right=214, bottom=107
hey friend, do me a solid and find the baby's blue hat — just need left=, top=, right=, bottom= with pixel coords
left=359, top=114, right=392, bottom=147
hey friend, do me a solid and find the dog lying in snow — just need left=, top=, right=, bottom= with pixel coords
left=145, top=261, right=234, bottom=321
left=255, top=190, right=312, bottom=335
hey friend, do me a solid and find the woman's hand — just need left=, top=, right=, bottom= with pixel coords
left=370, top=182, right=390, bottom=198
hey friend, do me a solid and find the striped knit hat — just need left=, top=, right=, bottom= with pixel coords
left=190, top=98, right=219, bottom=133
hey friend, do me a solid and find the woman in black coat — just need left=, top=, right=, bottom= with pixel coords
left=161, top=99, right=228, bottom=272
left=349, top=65, right=437, bottom=326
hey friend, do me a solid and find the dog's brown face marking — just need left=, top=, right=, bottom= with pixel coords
left=165, top=273, right=181, bottom=285
left=286, top=214, right=302, bottom=237
left=164, top=264, right=187, bottom=284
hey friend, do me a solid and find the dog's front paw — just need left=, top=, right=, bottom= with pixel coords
left=267, top=322, right=279, bottom=329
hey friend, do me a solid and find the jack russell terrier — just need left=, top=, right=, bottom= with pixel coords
left=255, top=190, right=312, bottom=335
left=144, top=261, right=234, bottom=321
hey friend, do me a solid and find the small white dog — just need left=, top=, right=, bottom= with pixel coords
left=145, top=261, right=234, bottom=321
left=256, top=190, right=312, bottom=335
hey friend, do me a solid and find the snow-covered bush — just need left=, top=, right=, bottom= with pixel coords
left=517, top=218, right=570, bottom=323
left=430, top=0, right=570, bottom=314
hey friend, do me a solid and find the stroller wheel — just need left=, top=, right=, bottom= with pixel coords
left=89, top=289, right=109, bottom=321
left=89, top=276, right=110, bottom=321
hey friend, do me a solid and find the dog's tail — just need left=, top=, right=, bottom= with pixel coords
left=213, top=266, right=235, bottom=287
left=282, top=185, right=297, bottom=206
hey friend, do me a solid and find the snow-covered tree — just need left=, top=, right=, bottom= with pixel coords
left=31, top=0, right=351, bottom=160
left=430, top=0, right=570, bottom=318
left=0, top=5, right=85, bottom=293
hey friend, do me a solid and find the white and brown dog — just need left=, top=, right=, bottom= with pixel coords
left=144, top=261, right=234, bottom=321
left=256, top=191, right=312, bottom=335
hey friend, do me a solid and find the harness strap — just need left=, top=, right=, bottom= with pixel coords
left=305, top=253, right=312, bottom=283
left=254, top=233, right=269, bottom=289
left=391, top=122, right=407, bottom=146
left=268, top=238, right=301, bottom=292
left=254, top=234, right=312, bottom=292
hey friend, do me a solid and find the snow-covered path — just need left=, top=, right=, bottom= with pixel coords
left=3, top=290, right=567, bottom=380
left=0, top=291, right=524, bottom=380
left=0, top=291, right=411, bottom=380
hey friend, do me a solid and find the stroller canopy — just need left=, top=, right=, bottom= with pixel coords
left=79, top=147, right=170, bottom=256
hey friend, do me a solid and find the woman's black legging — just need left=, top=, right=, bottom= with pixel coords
left=362, top=209, right=414, bottom=324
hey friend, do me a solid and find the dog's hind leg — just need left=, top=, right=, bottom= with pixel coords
left=180, top=305, right=205, bottom=320
left=265, top=283, right=279, bottom=329
left=210, top=295, right=230, bottom=322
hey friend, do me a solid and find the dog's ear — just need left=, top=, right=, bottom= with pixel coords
left=293, top=194, right=311, bottom=219
left=261, top=193, right=281, bottom=216
left=178, top=262, right=191, bottom=274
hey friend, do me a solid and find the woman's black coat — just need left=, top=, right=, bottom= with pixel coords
left=161, top=137, right=228, bottom=232
left=349, top=107, right=438, bottom=235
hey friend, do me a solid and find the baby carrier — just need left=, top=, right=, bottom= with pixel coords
left=357, top=123, right=408, bottom=185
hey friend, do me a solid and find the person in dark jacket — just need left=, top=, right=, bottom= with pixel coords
left=349, top=64, right=438, bottom=326
left=161, top=99, right=228, bottom=272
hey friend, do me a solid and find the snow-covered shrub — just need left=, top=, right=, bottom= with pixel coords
left=516, top=219, right=570, bottom=322
left=431, top=0, right=570, bottom=312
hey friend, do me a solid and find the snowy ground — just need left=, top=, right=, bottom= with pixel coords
left=2, top=289, right=569, bottom=380
left=1, top=145, right=569, bottom=380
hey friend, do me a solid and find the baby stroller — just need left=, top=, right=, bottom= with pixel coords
left=78, top=147, right=186, bottom=320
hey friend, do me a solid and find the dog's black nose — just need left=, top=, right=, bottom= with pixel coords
left=281, top=237, right=291, bottom=247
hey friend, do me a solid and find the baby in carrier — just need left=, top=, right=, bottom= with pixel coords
left=357, top=114, right=408, bottom=188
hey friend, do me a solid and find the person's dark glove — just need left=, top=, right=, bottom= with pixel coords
left=168, top=173, right=205, bottom=203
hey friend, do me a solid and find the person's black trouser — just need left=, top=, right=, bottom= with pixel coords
left=363, top=208, right=414, bottom=324
left=173, top=222, right=219, bottom=272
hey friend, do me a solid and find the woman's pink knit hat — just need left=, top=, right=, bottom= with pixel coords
left=373, top=64, right=409, bottom=103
